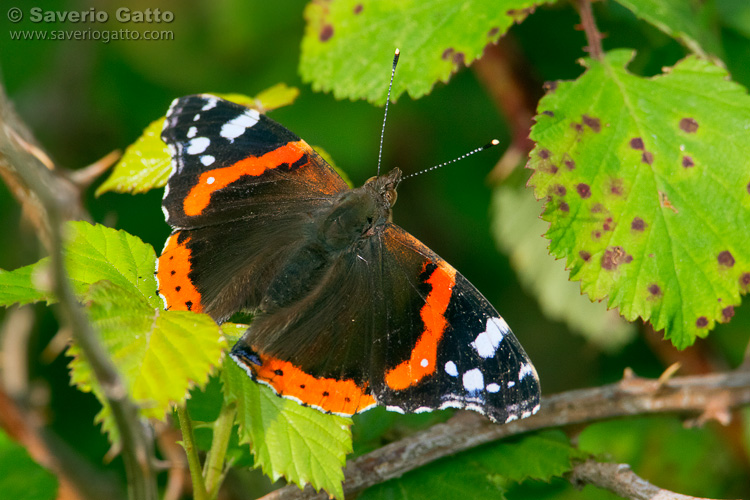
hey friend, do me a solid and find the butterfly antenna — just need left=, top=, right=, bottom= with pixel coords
left=377, top=48, right=400, bottom=177
left=403, top=140, right=501, bottom=180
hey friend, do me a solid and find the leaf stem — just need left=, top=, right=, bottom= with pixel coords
left=204, top=401, right=237, bottom=500
left=575, top=0, right=604, bottom=60
left=177, top=404, right=209, bottom=500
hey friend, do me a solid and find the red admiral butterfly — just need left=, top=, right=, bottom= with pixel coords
left=157, top=90, right=540, bottom=424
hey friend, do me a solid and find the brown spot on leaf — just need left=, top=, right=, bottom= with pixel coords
left=538, top=149, right=551, bottom=159
left=564, top=156, right=576, bottom=170
left=741, top=273, right=750, bottom=291
left=625, top=255, right=633, bottom=263
left=610, top=178, right=624, bottom=196
left=572, top=123, right=584, bottom=132
left=591, top=203, right=604, bottom=213
left=580, top=250, right=591, bottom=262
left=488, top=27, right=499, bottom=37
left=603, top=217, right=615, bottom=232
left=680, top=118, right=699, bottom=133
left=577, top=183, right=591, bottom=198
left=718, top=251, right=735, bottom=267
left=353, top=3, right=363, bottom=14
left=452, top=52, right=465, bottom=66
left=642, top=151, right=654, bottom=165
left=543, top=81, right=558, bottom=93
left=648, top=284, right=661, bottom=296
left=631, top=217, right=646, bottom=231
left=696, top=316, right=708, bottom=328
left=682, top=156, right=694, bottom=168
left=542, top=110, right=554, bottom=117
left=549, top=165, right=558, bottom=174
left=319, top=24, right=334, bottom=42
left=630, top=137, right=644, bottom=150
left=582, top=115, right=601, bottom=132
left=722, top=306, right=735, bottom=322
left=592, top=230, right=601, bottom=240
left=552, top=184, right=566, bottom=196
left=442, top=47, right=454, bottom=60
left=601, top=246, right=630, bottom=271
left=559, top=202, right=569, bottom=212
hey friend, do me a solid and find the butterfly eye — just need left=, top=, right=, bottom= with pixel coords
left=386, top=189, right=398, bottom=207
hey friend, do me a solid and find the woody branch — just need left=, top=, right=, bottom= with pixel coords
left=263, top=368, right=750, bottom=500
left=0, top=83, right=158, bottom=500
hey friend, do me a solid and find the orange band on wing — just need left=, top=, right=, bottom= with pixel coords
left=183, top=141, right=307, bottom=216
left=156, top=232, right=203, bottom=313
left=247, top=353, right=376, bottom=416
left=384, top=261, right=456, bottom=391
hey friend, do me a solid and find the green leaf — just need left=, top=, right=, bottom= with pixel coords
left=0, top=259, right=52, bottom=307
left=64, top=221, right=160, bottom=307
left=95, top=117, right=171, bottom=196
left=0, top=220, right=158, bottom=308
left=613, top=0, right=722, bottom=57
left=492, top=181, right=636, bottom=351
left=528, top=50, right=750, bottom=349
left=222, top=358, right=352, bottom=499
left=69, top=280, right=224, bottom=444
left=360, top=431, right=586, bottom=500
left=300, top=0, right=554, bottom=104
left=96, top=86, right=300, bottom=196
left=253, top=83, right=301, bottom=111
left=0, top=429, right=58, bottom=500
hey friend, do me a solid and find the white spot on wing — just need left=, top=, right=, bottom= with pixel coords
left=187, top=137, right=210, bottom=155
left=201, top=155, right=215, bottom=166
left=532, top=404, right=540, bottom=414
left=386, top=405, right=405, bottom=414
left=201, top=98, right=218, bottom=111
left=193, top=113, right=201, bottom=121
left=507, top=381, right=515, bottom=388
left=505, top=414, right=518, bottom=423
left=486, top=383, right=500, bottom=393
left=220, top=110, right=261, bottom=142
left=420, top=358, right=429, bottom=367
left=445, top=361, right=458, bottom=377
left=470, top=317, right=508, bottom=358
left=462, top=368, right=484, bottom=392
left=187, top=126, right=197, bottom=138
left=518, top=363, right=534, bottom=381
left=206, top=176, right=215, bottom=185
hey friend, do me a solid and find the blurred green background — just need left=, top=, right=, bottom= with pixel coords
left=1, top=1, right=749, bottom=499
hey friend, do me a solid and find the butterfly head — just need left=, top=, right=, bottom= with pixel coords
left=365, top=167, right=401, bottom=209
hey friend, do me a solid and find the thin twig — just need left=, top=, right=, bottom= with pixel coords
left=261, top=369, right=750, bottom=500
left=575, top=0, right=604, bottom=60
left=569, top=459, right=733, bottom=500
left=0, top=84, right=157, bottom=500
left=177, top=405, right=209, bottom=500
left=204, top=401, right=237, bottom=499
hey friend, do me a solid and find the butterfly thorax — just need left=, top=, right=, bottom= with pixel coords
left=317, top=168, right=401, bottom=251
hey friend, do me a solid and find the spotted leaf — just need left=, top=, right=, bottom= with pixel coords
left=529, top=50, right=750, bottom=349
left=300, top=0, right=555, bottom=104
